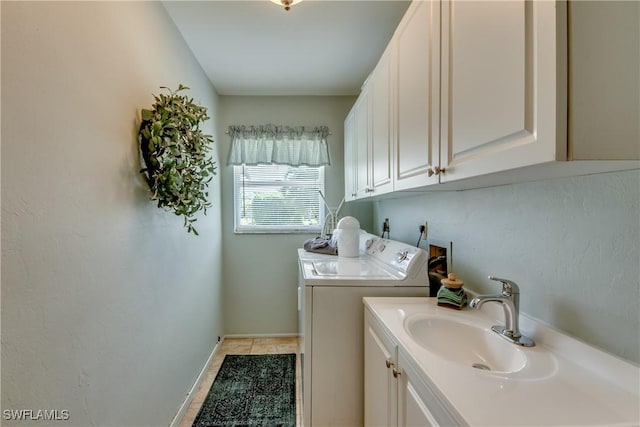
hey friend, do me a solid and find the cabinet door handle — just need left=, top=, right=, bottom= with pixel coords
left=428, top=166, right=446, bottom=177
left=392, top=368, right=402, bottom=378
left=385, top=359, right=394, bottom=369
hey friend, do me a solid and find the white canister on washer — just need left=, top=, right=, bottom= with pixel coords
left=336, top=216, right=360, bottom=258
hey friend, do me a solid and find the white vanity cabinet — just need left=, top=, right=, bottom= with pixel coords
left=365, top=310, right=460, bottom=427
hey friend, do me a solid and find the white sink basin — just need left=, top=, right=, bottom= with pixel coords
left=404, top=315, right=527, bottom=373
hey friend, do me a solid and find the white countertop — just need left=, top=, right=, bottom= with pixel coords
left=364, top=297, right=640, bottom=426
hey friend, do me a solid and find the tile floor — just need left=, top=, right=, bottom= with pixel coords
left=178, top=337, right=302, bottom=427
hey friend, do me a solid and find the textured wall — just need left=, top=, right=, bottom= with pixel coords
left=219, top=96, right=372, bottom=336
left=1, top=2, right=223, bottom=425
left=373, top=170, right=640, bottom=363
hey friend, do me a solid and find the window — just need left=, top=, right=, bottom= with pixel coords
left=227, top=124, right=330, bottom=234
left=233, top=164, right=325, bottom=233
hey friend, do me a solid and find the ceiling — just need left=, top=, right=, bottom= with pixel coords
left=162, top=0, right=411, bottom=96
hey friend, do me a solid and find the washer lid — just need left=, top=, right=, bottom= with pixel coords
left=311, top=259, right=396, bottom=279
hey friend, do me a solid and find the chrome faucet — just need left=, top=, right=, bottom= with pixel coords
left=469, top=276, right=535, bottom=347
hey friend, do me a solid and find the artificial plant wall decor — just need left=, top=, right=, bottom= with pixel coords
left=138, top=85, right=216, bottom=235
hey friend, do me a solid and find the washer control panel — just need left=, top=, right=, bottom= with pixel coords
left=363, top=235, right=427, bottom=278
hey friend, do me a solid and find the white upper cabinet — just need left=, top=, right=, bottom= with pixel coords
left=395, top=0, right=440, bottom=190
left=439, top=0, right=565, bottom=182
left=344, top=44, right=396, bottom=200
left=343, top=85, right=372, bottom=201
left=344, top=0, right=638, bottom=199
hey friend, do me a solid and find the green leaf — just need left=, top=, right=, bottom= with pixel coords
left=141, top=109, right=153, bottom=121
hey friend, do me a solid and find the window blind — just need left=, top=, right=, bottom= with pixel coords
left=233, top=164, right=325, bottom=233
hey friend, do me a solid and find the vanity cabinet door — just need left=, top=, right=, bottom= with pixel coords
left=397, top=361, right=439, bottom=427
left=397, top=350, right=461, bottom=427
left=400, top=383, right=437, bottom=427
left=364, top=315, right=397, bottom=427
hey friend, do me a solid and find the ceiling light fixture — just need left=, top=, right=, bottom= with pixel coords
left=270, top=0, right=302, bottom=11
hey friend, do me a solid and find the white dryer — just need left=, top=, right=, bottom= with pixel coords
left=298, top=234, right=429, bottom=427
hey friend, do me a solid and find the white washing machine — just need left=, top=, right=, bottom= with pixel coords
left=297, top=234, right=430, bottom=427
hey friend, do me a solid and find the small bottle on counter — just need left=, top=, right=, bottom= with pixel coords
left=437, top=272, right=468, bottom=310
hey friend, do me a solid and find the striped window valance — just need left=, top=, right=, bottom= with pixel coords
left=227, top=124, right=331, bottom=167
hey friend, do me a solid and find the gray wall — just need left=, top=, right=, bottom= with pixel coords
left=372, top=169, right=640, bottom=364
left=1, top=2, right=223, bottom=426
left=219, top=96, right=372, bottom=335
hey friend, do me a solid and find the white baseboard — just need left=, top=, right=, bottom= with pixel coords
left=169, top=339, right=222, bottom=427
left=223, top=333, right=300, bottom=339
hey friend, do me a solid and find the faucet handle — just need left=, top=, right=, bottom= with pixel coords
left=488, top=276, right=520, bottom=295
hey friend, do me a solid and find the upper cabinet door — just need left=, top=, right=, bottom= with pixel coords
left=355, top=85, right=372, bottom=198
left=370, top=45, right=395, bottom=196
left=344, top=108, right=357, bottom=202
left=440, top=0, right=565, bottom=182
left=395, top=0, right=441, bottom=190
